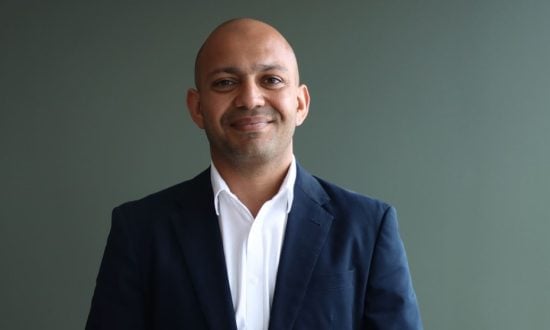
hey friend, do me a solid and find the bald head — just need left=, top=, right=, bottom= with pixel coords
left=193, top=18, right=300, bottom=89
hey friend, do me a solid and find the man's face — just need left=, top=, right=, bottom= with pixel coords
left=187, top=21, right=309, bottom=167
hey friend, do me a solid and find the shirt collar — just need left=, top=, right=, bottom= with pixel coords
left=210, top=156, right=297, bottom=216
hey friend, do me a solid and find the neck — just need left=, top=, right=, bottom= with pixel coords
left=213, top=153, right=293, bottom=217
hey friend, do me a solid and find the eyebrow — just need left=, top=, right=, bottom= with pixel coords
left=207, top=64, right=288, bottom=78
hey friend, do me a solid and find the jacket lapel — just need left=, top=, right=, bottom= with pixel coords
left=269, top=165, right=334, bottom=330
left=170, top=169, right=237, bottom=330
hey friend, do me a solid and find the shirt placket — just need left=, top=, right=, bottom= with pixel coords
left=245, top=214, right=265, bottom=330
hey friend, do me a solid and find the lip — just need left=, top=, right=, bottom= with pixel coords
left=230, top=116, right=273, bottom=131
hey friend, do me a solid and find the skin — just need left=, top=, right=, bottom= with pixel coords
left=187, top=18, right=310, bottom=216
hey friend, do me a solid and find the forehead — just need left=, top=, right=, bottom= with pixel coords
left=195, top=23, right=298, bottom=83
left=207, top=38, right=290, bottom=68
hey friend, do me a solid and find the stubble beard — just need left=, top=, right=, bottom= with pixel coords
left=206, top=125, right=295, bottom=172
left=209, top=107, right=294, bottom=167
left=211, top=131, right=287, bottom=167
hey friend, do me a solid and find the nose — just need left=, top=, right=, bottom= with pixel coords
left=233, top=79, right=265, bottom=110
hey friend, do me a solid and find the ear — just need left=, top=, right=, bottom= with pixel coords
left=295, top=84, right=310, bottom=126
left=186, top=88, right=205, bottom=129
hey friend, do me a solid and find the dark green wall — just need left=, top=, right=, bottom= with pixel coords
left=2, top=1, right=549, bottom=329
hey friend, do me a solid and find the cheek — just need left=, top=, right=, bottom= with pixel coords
left=277, top=97, right=300, bottom=120
left=269, top=90, right=296, bottom=108
left=202, top=95, right=233, bottom=114
left=200, top=100, right=224, bottom=120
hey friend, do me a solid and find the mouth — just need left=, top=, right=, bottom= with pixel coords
left=230, top=116, right=273, bottom=132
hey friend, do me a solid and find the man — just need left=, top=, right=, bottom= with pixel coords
left=86, top=18, right=422, bottom=330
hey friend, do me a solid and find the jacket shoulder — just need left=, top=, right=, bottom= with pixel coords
left=114, top=169, right=211, bottom=223
left=313, top=175, right=394, bottom=224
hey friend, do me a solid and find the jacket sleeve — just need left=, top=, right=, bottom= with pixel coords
left=364, top=206, right=423, bottom=329
left=86, top=206, right=148, bottom=330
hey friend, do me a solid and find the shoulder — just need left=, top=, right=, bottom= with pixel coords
left=313, top=175, right=394, bottom=222
left=113, top=168, right=211, bottom=225
left=295, top=164, right=396, bottom=234
left=296, top=163, right=392, bottom=219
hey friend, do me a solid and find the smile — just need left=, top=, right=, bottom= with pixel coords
left=230, top=116, right=273, bottom=132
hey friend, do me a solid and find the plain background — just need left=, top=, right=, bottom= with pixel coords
left=2, top=0, right=549, bottom=329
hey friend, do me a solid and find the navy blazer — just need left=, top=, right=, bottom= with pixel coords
left=86, top=165, right=422, bottom=329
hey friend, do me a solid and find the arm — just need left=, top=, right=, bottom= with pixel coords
left=86, top=206, right=148, bottom=330
left=364, top=206, right=423, bottom=329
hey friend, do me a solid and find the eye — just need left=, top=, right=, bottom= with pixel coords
left=262, top=76, right=284, bottom=87
left=212, top=79, right=237, bottom=90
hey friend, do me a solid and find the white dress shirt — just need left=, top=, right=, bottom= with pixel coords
left=210, top=158, right=296, bottom=330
